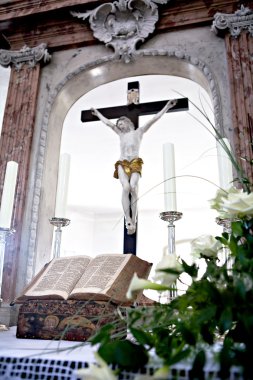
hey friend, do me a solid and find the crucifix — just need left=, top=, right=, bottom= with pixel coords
left=81, top=81, right=188, bottom=255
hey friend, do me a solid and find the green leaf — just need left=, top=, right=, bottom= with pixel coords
left=219, top=308, right=233, bottom=334
left=182, top=260, right=198, bottom=278
left=234, top=279, right=246, bottom=301
left=231, top=221, right=243, bottom=237
left=98, top=340, right=149, bottom=371
left=90, top=323, right=114, bottom=345
left=179, top=324, right=196, bottom=346
left=228, top=235, right=239, bottom=255
left=219, top=337, right=233, bottom=379
left=200, top=323, right=214, bottom=345
left=216, top=236, right=229, bottom=246
left=190, top=350, right=206, bottom=380
left=169, top=347, right=192, bottom=366
left=222, top=232, right=229, bottom=240
left=241, top=177, right=251, bottom=185
left=129, top=327, right=154, bottom=347
left=158, top=268, right=182, bottom=275
left=240, top=314, right=253, bottom=337
left=195, top=305, right=217, bottom=325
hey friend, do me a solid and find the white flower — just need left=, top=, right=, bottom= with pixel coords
left=77, top=353, right=117, bottom=380
left=209, top=187, right=229, bottom=213
left=210, top=186, right=253, bottom=218
left=126, top=273, right=169, bottom=300
left=153, top=254, right=182, bottom=285
left=221, top=191, right=253, bottom=217
left=191, top=234, right=222, bottom=258
left=153, top=365, right=170, bottom=378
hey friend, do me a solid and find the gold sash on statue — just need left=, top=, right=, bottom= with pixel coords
left=114, top=158, right=144, bottom=179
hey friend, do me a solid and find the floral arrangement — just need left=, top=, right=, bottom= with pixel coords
left=77, top=99, right=253, bottom=380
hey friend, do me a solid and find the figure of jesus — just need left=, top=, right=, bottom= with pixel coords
left=91, top=99, right=177, bottom=235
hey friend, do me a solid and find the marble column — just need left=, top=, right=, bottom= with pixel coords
left=0, top=44, right=51, bottom=302
left=212, top=6, right=253, bottom=184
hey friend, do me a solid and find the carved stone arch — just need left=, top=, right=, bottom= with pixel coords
left=28, top=49, right=224, bottom=282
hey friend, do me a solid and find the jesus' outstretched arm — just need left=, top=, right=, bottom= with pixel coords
left=140, top=99, right=177, bottom=134
left=91, top=107, right=119, bottom=134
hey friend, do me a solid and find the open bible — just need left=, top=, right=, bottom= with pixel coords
left=14, top=253, right=152, bottom=305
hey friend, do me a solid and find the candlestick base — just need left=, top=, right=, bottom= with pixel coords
left=160, top=211, right=183, bottom=224
left=49, top=217, right=70, bottom=228
left=215, top=217, right=240, bottom=233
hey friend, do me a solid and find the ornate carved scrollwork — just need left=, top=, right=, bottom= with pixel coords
left=0, top=43, right=51, bottom=71
left=211, top=5, right=253, bottom=37
left=71, top=0, right=170, bottom=63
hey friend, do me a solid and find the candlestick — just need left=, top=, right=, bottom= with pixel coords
left=217, top=138, right=233, bottom=189
left=159, top=211, right=182, bottom=301
left=163, top=143, right=177, bottom=211
left=0, top=161, right=18, bottom=229
left=55, top=153, right=70, bottom=218
left=49, top=217, right=70, bottom=258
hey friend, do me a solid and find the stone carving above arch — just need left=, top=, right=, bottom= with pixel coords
left=71, top=0, right=171, bottom=63
left=211, top=5, right=253, bottom=37
left=0, top=43, right=51, bottom=71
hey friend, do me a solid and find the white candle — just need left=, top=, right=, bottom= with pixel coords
left=163, top=143, right=177, bottom=211
left=0, top=161, right=18, bottom=228
left=216, top=138, right=233, bottom=189
left=55, top=153, right=71, bottom=218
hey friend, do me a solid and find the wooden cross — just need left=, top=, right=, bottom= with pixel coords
left=81, top=82, right=188, bottom=255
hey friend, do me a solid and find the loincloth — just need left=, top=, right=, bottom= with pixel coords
left=114, top=158, right=144, bottom=179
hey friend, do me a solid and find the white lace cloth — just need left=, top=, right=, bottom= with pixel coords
left=0, top=327, right=243, bottom=380
left=0, top=326, right=96, bottom=380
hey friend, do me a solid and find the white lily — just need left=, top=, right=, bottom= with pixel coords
left=153, top=254, right=182, bottom=285
left=77, top=353, right=117, bottom=380
left=126, top=273, right=170, bottom=300
left=153, top=365, right=170, bottom=378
